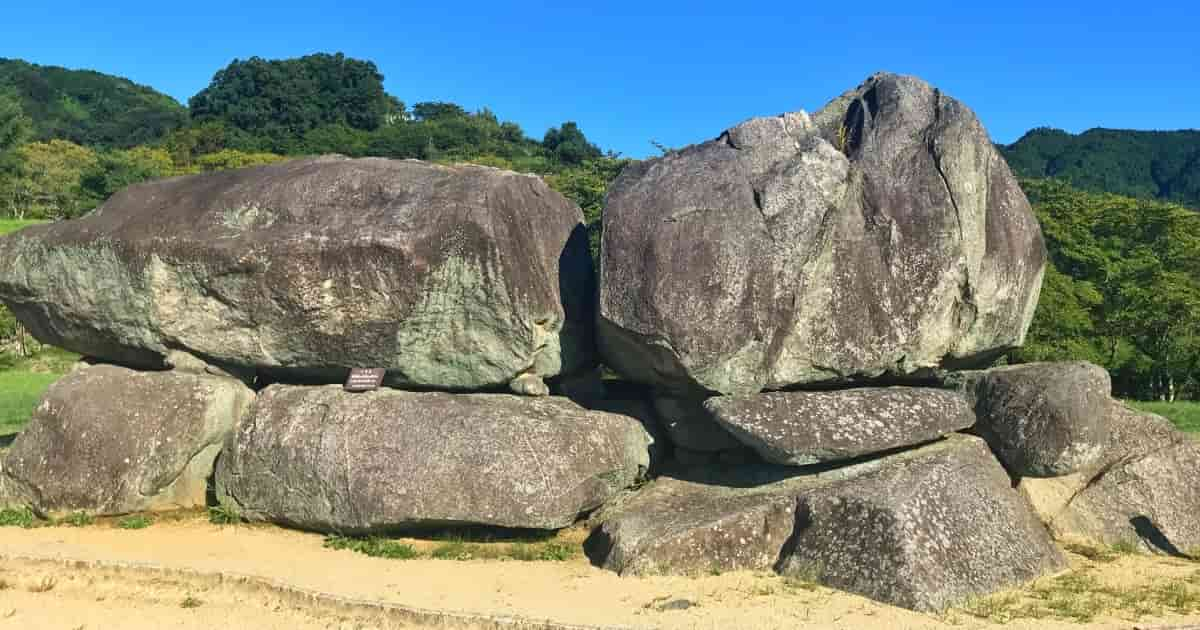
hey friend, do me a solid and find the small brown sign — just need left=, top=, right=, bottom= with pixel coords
left=344, top=368, right=386, bottom=392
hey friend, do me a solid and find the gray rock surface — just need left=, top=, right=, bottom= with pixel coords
left=598, top=72, right=1046, bottom=395
left=216, top=386, right=651, bottom=532
left=951, top=361, right=1111, bottom=476
left=1019, top=402, right=1200, bottom=554
left=652, top=396, right=741, bottom=452
left=705, top=387, right=974, bottom=465
left=0, top=157, right=594, bottom=391
left=587, top=435, right=1064, bottom=610
left=1, top=364, right=253, bottom=517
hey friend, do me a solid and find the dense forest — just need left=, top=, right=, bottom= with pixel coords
left=1001, top=128, right=1200, bottom=208
left=0, top=53, right=621, bottom=226
left=1, top=53, right=1199, bottom=400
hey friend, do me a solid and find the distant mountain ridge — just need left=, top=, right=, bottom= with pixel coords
left=1000, top=127, right=1200, bottom=208
left=0, top=58, right=187, bottom=148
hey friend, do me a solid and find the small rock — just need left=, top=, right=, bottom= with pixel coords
left=949, top=361, right=1111, bottom=476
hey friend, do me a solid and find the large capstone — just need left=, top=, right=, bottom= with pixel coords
left=950, top=361, right=1111, bottom=476
left=1, top=364, right=253, bottom=517
left=586, top=435, right=1065, bottom=610
left=0, top=157, right=595, bottom=392
left=704, top=387, right=974, bottom=465
left=1018, top=402, right=1200, bottom=554
left=598, top=72, right=1046, bottom=395
left=215, top=386, right=651, bottom=532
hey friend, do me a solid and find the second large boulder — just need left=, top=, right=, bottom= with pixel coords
left=216, top=386, right=652, bottom=532
left=599, top=72, right=1046, bottom=395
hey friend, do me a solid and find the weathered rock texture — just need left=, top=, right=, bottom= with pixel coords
left=1019, top=402, right=1200, bottom=554
left=776, top=435, right=1065, bottom=611
left=216, top=386, right=651, bottom=532
left=587, top=435, right=1064, bottom=610
left=0, top=157, right=594, bottom=391
left=599, top=72, right=1046, bottom=395
left=1, top=364, right=253, bottom=516
left=705, top=387, right=974, bottom=465
left=951, top=361, right=1111, bottom=476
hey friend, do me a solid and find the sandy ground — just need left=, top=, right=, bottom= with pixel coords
left=1, top=515, right=1199, bottom=630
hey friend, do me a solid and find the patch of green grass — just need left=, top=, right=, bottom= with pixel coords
left=323, top=535, right=421, bottom=560
left=0, top=507, right=35, bottom=528
left=0, top=220, right=45, bottom=236
left=1064, top=542, right=1119, bottom=563
left=960, top=592, right=1024, bottom=622
left=1064, top=540, right=1139, bottom=562
left=1110, top=538, right=1140, bottom=555
left=207, top=502, right=242, bottom=525
left=1128, top=400, right=1200, bottom=434
left=116, top=515, right=153, bottom=530
left=508, top=541, right=578, bottom=562
left=958, top=569, right=1200, bottom=622
left=59, top=511, right=94, bottom=527
left=0, top=368, right=62, bottom=439
left=180, top=595, right=203, bottom=609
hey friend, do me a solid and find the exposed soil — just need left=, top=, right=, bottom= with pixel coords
left=1, top=515, right=1198, bottom=630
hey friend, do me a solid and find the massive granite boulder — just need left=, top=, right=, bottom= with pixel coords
left=0, top=157, right=594, bottom=392
left=949, top=361, right=1112, bottom=477
left=1, top=364, right=253, bottom=517
left=216, top=386, right=652, bottom=532
left=586, top=435, right=1064, bottom=610
left=599, top=72, right=1046, bottom=395
left=705, top=387, right=974, bottom=465
left=1019, top=402, right=1200, bottom=554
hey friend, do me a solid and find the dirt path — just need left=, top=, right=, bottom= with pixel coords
left=1, top=516, right=1198, bottom=630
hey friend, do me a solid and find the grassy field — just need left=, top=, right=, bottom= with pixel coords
left=0, top=369, right=60, bottom=441
left=1, top=219, right=57, bottom=441
left=0, top=219, right=44, bottom=235
left=1128, top=400, right=1200, bottom=435
left=0, top=349, right=78, bottom=442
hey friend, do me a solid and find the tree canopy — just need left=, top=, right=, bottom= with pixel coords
left=1014, top=179, right=1200, bottom=400
left=189, top=53, right=400, bottom=153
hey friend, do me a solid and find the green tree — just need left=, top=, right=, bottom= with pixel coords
left=1015, top=179, right=1200, bottom=400
left=545, top=156, right=632, bottom=262
left=543, top=122, right=602, bottom=166
left=189, top=53, right=393, bottom=153
left=80, top=146, right=175, bottom=201
left=0, top=88, right=31, bottom=165
left=3, top=140, right=99, bottom=220
left=412, top=102, right=467, bottom=121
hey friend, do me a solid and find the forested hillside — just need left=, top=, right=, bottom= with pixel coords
left=2, top=53, right=1199, bottom=401
left=1001, top=128, right=1200, bottom=208
left=0, top=58, right=187, bottom=148
left=1014, top=179, right=1200, bottom=400
left=0, top=53, right=622, bottom=229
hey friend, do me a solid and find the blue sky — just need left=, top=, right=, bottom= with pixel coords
left=4, top=0, right=1197, bottom=158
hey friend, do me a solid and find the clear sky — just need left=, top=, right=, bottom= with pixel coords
left=3, top=0, right=1197, bottom=158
